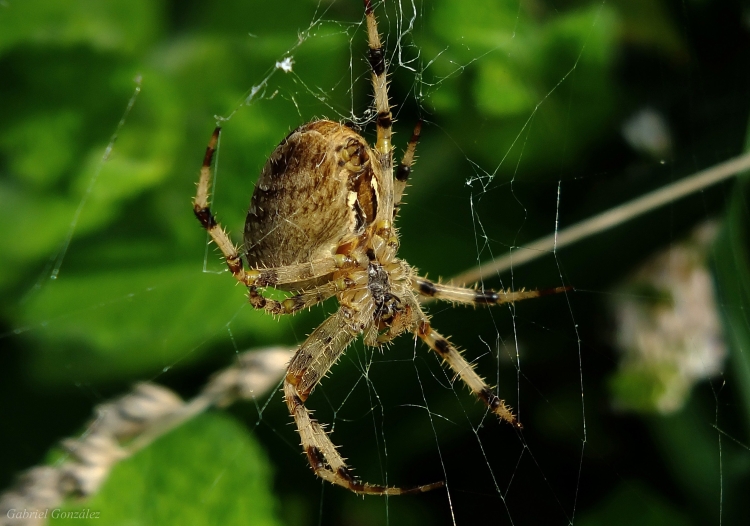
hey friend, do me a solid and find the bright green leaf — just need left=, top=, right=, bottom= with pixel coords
left=50, top=413, right=282, bottom=526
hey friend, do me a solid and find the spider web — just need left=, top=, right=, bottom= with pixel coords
left=1, top=1, right=749, bottom=525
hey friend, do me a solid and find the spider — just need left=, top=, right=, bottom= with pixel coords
left=192, top=0, right=566, bottom=496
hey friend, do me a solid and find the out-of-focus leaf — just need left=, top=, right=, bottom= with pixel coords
left=609, top=366, right=680, bottom=413
left=0, top=0, right=162, bottom=54
left=0, top=111, right=82, bottom=189
left=648, top=406, right=722, bottom=518
left=713, top=179, right=750, bottom=430
left=474, top=61, right=536, bottom=117
left=423, top=0, right=619, bottom=177
left=0, top=185, right=75, bottom=265
left=20, top=262, right=287, bottom=383
left=50, top=413, right=282, bottom=526
left=610, top=0, right=685, bottom=58
left=713, top=113, right=750, bottom=442
left=576, top=481, right=692, bottom=526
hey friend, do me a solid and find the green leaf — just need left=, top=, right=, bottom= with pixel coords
left=713, top=180, right=750, bottom=431
left=0, top=0, right=162, bottom=54
left=609, top=364, right=683, bottom=413
left=20, top=262, right=288, bottom=384
left=0, top=110, right=82, bottom=189
left=576, top=481, right=692, bottom=526
left=50, top=413, right=282, bottom=526
left=610, top=0, right=685, bottom=58
left=423, top=0, right=620, bottom=178
left=474, top=60, right=536, bottom=117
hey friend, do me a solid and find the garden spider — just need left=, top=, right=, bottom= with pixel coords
left=193, top=0, right=566, bottom=496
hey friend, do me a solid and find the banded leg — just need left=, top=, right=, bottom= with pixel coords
left=418, top=321, right=520, bottom=427
left=414, top=276, right=570, bottom=306
left=249, top=276, right=358, bottom=315
left=365, top=0, right=392, bottom=157
left=245, top=256, right=352, bottom=288
left=285, top=308, right=442, bottom=494
left=394, top=121, right=422, bottom=217
left=193, top=126, right=248, bottom=283
left=193, top=127, right=353, bottom=288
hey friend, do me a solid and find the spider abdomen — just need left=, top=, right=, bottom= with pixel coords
left=244, top=120, right=384, bottom=269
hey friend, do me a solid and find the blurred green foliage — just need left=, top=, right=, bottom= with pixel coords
left=576, top=481, right=691, bottom=526
left=50, top=413, right=281, bottom=526
left=1, top=0, right=750, bottom=525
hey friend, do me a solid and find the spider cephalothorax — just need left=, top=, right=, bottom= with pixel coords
left=193, top=0, right=566, bottom=496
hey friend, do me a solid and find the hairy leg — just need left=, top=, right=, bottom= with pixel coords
left=414, top=276, right=570, bottom=306
left=417, top=320, right=520, bottom=427
left=285, top=307, right=443, bottom=495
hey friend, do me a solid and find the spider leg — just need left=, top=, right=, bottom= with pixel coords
left=249, top=274, right=361, bottom=315
left=414, top=276, right=570, bottom=306
left=248, top=261, right=373, bottom=314
left=194, top=127, right=355, bottom=288
left=193, top=126, right=248, bottom=284
left=417, top=320, right=520, bottom=427
left=394, top=121, right=421, bottom=217
left=245, top=257, right=352, bottom=288
left=365, top=0, right=392, bottom=157
left=363, top=0, right=399, bottom=226
left=285, top=308, right=443, bottom=495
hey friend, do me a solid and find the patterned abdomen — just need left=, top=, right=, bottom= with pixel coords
left=244, top=120, right=382, bottom=268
